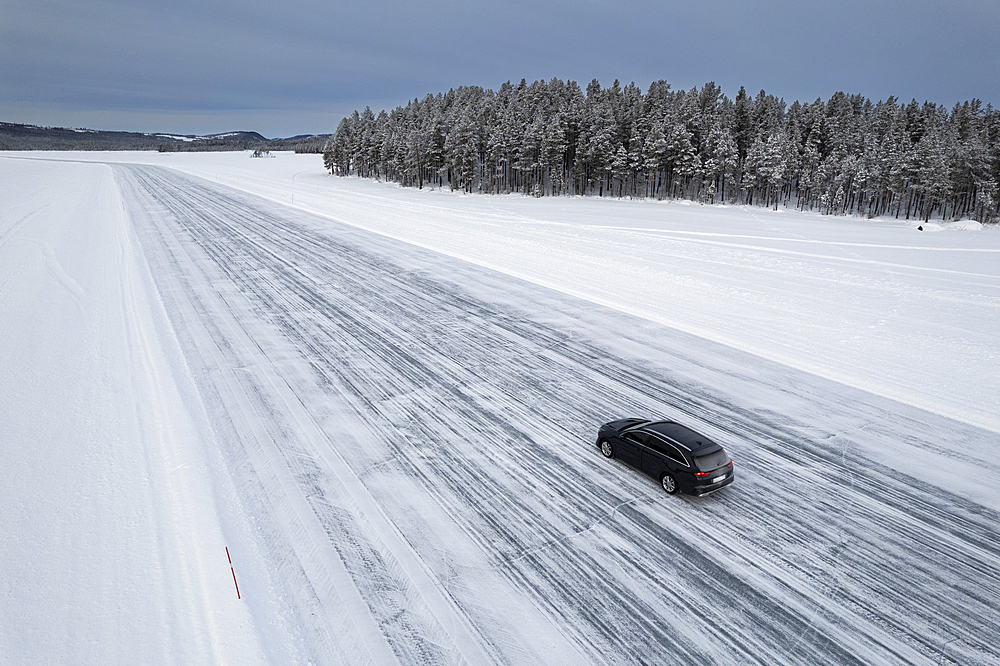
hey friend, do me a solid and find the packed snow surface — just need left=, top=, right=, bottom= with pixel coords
left=2, top=151, right=998, bottom=665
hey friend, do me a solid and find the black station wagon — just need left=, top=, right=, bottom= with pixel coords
left=597, top=418, right=734, bottom=496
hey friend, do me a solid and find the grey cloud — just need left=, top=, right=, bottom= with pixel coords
left=1, top=0, right=997, bottom=137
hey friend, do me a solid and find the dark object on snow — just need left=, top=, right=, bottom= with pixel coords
left=596, top=419, right=734, bottom=496
left=918, top=225, right=923, bottom=231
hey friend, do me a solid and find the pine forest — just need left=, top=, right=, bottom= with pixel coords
left=324, top=78, right=1000, bottom=223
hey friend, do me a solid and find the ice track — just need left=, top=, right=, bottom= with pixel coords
left=116, top=164, right=1000, bottom=665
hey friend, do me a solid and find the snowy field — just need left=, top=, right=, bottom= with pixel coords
left=2, top=151, right=998, bottom=665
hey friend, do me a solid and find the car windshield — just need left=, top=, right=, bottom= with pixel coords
left=694, top=448, right=729, bottom=471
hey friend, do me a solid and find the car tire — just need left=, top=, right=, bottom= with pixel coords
left=660, top=472, right=678, bottom=495
left=599, top=439, right=614, bottom=458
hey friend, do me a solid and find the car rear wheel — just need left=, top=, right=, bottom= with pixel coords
left=600, top=440, right=614, bottom=458
left=660, top=472, right=678, bottom=495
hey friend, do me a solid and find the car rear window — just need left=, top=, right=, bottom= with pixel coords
left=694, top=448, right=730, bottom=471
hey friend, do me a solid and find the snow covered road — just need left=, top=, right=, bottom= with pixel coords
left=2, top=153, right=998, bottom=664
left=102, top=162, right=1000, bottom=664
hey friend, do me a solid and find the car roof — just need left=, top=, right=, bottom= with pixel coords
left=640, top=421, right=720, bottom=452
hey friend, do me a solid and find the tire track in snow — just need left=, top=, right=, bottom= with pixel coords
left=119, top=174, right=403, bottom=666
left=119, top=164, right=1000, bottom=666
left=118, top=166, right=572, bottom=666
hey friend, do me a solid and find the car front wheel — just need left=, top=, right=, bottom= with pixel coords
left=660, top=472, right=678, bottom=495
left=600, top=440, right=614, bottom=458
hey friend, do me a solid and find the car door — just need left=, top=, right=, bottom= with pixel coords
left=640, top=438, right=669, bottom=478
left=617, top=431, right=644, bottom=469
left=643, top=436, right=687, bottom=479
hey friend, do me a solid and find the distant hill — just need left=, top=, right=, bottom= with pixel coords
left=0, top=122, right=330, bottom=153
left=272, top=133, right=333, bottom=142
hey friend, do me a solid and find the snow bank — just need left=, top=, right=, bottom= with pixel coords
left=0, top=156, right=270, bottom=664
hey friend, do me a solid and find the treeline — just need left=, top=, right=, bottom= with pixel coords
left=324, top=79, right=1000, bottom=222
left=1, top=122, right=329, bottom=153
left=1, top=122, right=173, bottom=151
left=156, top=135, right=328, bottom=153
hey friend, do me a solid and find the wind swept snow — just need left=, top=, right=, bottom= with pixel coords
left=0, top=158, right=271, bottom=663
left=2, top=151, right=999, bottom=665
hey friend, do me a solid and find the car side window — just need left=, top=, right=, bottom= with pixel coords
left=655, top=438, right=687, bottom=465
left=644, top=438, right=668, bottom=455
left=625, top=431, right=650, bottom=445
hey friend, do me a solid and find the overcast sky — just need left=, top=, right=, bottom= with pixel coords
left=2, top=0, right=998, bottom=138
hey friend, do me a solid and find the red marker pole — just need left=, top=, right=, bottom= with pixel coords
left=226, top=547, right=241, bottom=600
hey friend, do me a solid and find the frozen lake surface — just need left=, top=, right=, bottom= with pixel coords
left=2, top=152, right=998, bottom=664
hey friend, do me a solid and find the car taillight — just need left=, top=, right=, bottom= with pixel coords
left=693, top=470, right=711, bottom=477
